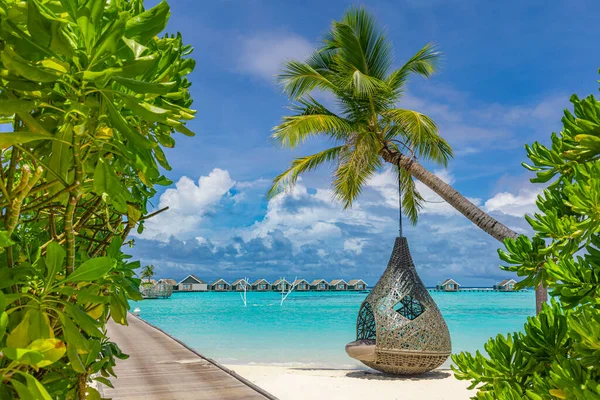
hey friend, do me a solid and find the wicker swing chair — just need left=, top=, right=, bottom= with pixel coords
left=345, top=236, right=452, bottom=375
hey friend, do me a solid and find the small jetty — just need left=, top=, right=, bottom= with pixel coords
left=103, top=315, right=276, bottom=399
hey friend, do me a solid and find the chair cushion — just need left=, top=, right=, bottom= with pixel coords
left=345, top=339, right=376, bottom=362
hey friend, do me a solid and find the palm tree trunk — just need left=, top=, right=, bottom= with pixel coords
left=379, top=146, right=548, bottom=312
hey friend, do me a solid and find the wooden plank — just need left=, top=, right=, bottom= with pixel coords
left=103, top=315, right=277, bottom=400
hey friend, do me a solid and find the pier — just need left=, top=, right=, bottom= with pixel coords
left=103, top=314, right=277, bottom=399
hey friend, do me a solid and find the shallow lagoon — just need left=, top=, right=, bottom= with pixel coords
left=131, top=290, right=535, bottom=367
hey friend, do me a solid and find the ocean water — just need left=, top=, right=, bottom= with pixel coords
left=130, top=290, right=535, bottom=367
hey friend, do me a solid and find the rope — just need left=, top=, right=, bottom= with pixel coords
left=398, top=169, right=403, bottom=238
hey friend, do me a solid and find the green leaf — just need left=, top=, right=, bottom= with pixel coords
left=0, top=292, right=5, bottom=315
left=0, top=312, right=8, bottom=342
left=64, top=304, right=103, bottom=338
left=124, top=1, right=170, bottom=44
left=27, top=0, right=52, bottom=47
left=114, top=76, right=176, bottom=94
left=85, top=387, right=102, bottom=400
left=1, top=48, right=57, bottom=82
left=92, top=11, right=127, bottom=63
left=109, top=292, right=127, bottom=325
left=0, top=131, right=55, bottom=149
left=27, top=338, right=66, bottom=367
left=107, top=236, right=123, bottom=259
left=93, top=158, right=130, bottom=213
left=60, top=314, right=88, bottom=352
left=27, top=309, right=52, bottom=339
left=123, top=97, right=172, bottom=123
left=104, top=96, right=154, bottom=149
left=13, top=372, right=52, bottom=400
left=1, top=347, right=43, bottom=365
left=66, top=343, right=86, bottom=373
left=0, top=231, right=15, bottom=247
left=48, top=124, right=73, bottom=185
left=86, top=387, right=102, bottom=400
left=64, top=257, right=115, bottom=283
left=0, top=100, right=35, bottom=116
left=7, top=310, right=33, bottom=348
left=45, top=241, right=65, bottom=286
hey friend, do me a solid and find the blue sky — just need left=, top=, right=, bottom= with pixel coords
left=131, top=0, right=600, bottom=286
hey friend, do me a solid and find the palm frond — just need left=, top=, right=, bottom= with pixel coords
left=272, top=97, right=353, bottom=148
left=350, top=69, right=390, bottom=97
left=278, top=59, right=336, bottom=99
left=332, top=132, right=382, bottom=208
left=267, top=146, right=345, bottom=198
left=338, top=7, right=393, bottom=79
left=387, top=42, right=441, bottom=94
left=384, top=108, right=453, bottom=165
left=396, top=167, right=424, bottom=225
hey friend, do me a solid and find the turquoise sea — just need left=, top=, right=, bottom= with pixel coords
left=131, top=290, right=535, bottom=367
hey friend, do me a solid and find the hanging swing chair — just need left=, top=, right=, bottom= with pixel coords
left=345, top=185, right=452, bottom=375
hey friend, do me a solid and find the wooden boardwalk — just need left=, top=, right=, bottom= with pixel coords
left=103, top=315, right=276, bottom=400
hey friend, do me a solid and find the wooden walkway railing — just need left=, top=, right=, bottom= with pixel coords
left=103, top=315, right=277, bottom=400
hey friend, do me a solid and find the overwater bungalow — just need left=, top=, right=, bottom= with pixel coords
left=293, top=279, right=310, bottom=291
left=252, top=279, right=271, bottom=291
left=158, top=278, right=178, bottom=290
left=494, top=279, right=517, bottom=291
left=231, top=278, right=249, bottom=291
left=209, top=278, right=230, bottom=291
left=348, top=279, right=367, bottom=291
left=272, top=278, right=290, bottom=292
left=329, top=279, right=348, bottom=291
left=437, top=278, right=460, bottom=292
left=177, top=275, right=208, bottom=292
left=141, top=279, right=173, bottom=299
left=310, top=279, right=329, bottom=291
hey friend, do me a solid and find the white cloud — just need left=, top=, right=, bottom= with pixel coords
left=484, top=188, right=541, bottom=217
left=344, top=238, right=367, bottom=254
left=140, top=169, right=235, bottom=240
left=247, top=182, right=389, bottom=250
left=237, top=33, right=313, bottom=81
left=367, top=167, right=481, bottom=216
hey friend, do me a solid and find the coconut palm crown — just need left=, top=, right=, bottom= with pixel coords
left=269, top=7, right=451, bottom=224
left=269, top=7, right=517, bottom=246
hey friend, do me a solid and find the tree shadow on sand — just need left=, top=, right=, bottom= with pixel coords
left=345, top=370, right=452, bottom=381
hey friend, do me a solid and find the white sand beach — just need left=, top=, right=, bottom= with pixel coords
left=225, top=364, right=473, bottom=400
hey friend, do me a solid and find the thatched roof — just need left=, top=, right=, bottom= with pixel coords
left=211, top=278, right=230, bottom=285
left=498, top=279, right=517, bottom=287
left=252, top=278, right=270, bottom=286
left=231, top=278, right=249, bottom=286
left=293, top=279, right=309, bottom=285
left=310, top=279, right=328, bottom=286
left=330, top=279, right=347, bottom=286
left=272, top=278, right=290, bottom=286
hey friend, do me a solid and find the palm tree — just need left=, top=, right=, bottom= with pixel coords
left=269, top=7, right=546, bottom=312
left=140, top=265, right=156, bottom=283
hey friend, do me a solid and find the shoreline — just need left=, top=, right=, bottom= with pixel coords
left=127, top=313, right=472, bottom=399
left=224, top=363, right=473, bottom=400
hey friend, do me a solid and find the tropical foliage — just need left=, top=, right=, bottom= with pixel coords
left=0, top=0, right=195, bottom=398
left=452, top=91, right=600, bottom=399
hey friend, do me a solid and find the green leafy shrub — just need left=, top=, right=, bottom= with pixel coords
left=0, top=0, right=195, bottom=398
left=452, top=89, right=600, bottom=398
